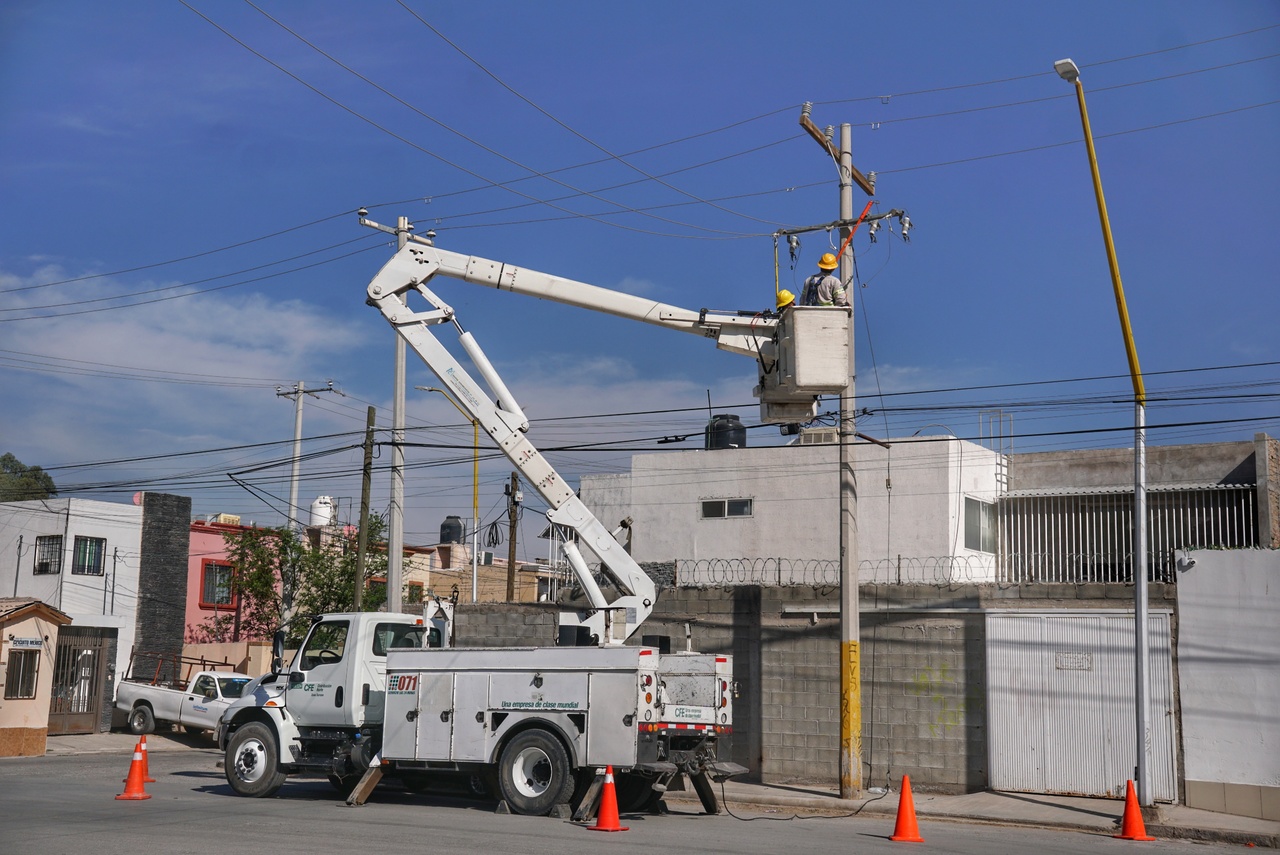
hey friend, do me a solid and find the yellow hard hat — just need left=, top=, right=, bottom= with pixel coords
left=817, top=252, right=838, bottom=270
left=776, top=289, right=795, bottom=309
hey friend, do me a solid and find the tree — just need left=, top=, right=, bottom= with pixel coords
left=293, top=514, right=390, bottom=619
left=0, top=453, right=57, bottom=502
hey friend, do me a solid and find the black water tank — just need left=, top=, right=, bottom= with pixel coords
left=705, top=413, right=747, bottom=450
left=439, top=515, right=465, bottom=544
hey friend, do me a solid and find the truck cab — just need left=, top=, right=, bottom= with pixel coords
left=220, top=612, right=438, bottom=797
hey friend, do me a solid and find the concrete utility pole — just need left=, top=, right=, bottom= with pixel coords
left=276, top=380, right=338, bottom=530
left=800, top=104, right=874, bottom=799
left=505, top=473, right=521, bottom=601
left=360, top=211, right=425, bottom=614
left=388, top=216, right=412, bottom=614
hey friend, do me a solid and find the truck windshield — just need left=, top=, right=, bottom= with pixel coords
left=218, top=676, right=251, bottom=699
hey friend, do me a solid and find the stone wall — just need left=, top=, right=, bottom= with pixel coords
left=133, top=493, right=192, bottom=682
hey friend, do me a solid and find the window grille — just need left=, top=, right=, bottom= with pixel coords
left=998, top=485, right=1256, bottom=583
left=72, top=536, right=106, bottom=575
left=34, top=535, right=63, bottom=575
left=4, top=650, right=39, bottom=699
left=201, top=561, right=234, bottom=607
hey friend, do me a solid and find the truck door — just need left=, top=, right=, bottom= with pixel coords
left=285, top=619, right=352, bottom=727
left=182, top=674, right=218, bottom=728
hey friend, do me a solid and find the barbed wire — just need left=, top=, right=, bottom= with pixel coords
left=676, top=554, right=1001, bottom=587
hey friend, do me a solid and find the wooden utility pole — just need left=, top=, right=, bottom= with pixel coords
left=505, top=473, right=520, bottom=600
left=354, top=406, right=376, bottom=610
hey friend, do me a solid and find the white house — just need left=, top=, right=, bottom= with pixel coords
left=580, top=434, right=1004, bottom=585
left=0, top=498, right=143, bottom=682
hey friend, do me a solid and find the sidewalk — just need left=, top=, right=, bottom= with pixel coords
left=662, top=778, right=1280, bottom=848
left=44, top=728, right=216, bottom=757
left=41, top=732, right=1279, bottom=848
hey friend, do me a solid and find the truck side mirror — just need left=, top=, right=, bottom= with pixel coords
left=271, top=629, right=286, bottom=676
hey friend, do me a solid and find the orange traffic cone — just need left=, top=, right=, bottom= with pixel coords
left=115, top=745, right=152, bottom=800
left=588, top=766, right=629, bottom=832
left=139, top=734, right=156, bottom=783
left=1114, top=780, right=1155, bottom=841
left=889, top=774, right=924, bottom=842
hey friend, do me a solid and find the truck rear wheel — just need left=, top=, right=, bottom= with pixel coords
left=225, top=722, right=286, bottom=798
left=497, top=729, right=574, bottom=816
left=127, top=705, right=155, bottom=735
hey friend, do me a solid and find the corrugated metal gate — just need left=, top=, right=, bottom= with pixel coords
left=48, top=626, right=114, bottom=735
left=986, top=610, right=1177, bottom=801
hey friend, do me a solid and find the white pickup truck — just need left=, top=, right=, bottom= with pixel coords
left=117, top=670, right=253, bottom=737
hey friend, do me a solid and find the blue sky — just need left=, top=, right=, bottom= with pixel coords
left=2, top=1, right=1277, bottom=557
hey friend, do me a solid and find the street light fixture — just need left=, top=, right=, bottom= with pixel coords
left=1055, top=57, right=1152, bottom=807
left=416, top=386, right=480, bottom=604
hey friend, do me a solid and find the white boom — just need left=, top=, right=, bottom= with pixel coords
left=365, top=238, right=851, bottom=642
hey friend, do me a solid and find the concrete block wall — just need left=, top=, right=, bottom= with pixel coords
left=666, top=582, right=1176, bottom=792
left=132, top=493, right=192, bottom=682
left=859, top=611, right=987, bottom=792
left=453, top=602, right=560, bottom=648
left=450, top=575, right=1177, bottom=794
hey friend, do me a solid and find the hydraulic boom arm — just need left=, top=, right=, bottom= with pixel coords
left=367, top=244, right=663, bottom=644
left=364, top=237, right=852, bottom=642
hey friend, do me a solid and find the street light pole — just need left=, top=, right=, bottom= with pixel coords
left=417, top=386, right=480, bottom=603
left=1055, top=58, right=1152, bottom=806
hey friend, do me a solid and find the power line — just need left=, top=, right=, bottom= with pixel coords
left=0, top=209, right=355, bottom=295
left=183, top=1, right=749, bottom=242
left=0, top=235, right=376, bottom=314
left=0, top=243, right=384, bottom=323
left=395, top=0, right=779, bottom=229
left=245, top=0, right=763, bottom=238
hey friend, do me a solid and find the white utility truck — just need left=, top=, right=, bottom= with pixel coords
left=218, top=231, right=849, bottom=815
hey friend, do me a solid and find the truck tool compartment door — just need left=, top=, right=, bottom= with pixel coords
left=415, top=673, right=456, bottom=759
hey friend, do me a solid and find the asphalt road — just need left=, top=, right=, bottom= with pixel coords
left=0, top=750, right=1244, bottom=855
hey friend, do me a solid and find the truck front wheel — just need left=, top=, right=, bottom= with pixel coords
left=225, top=722, right=287, bottom=798
left=127, top=705, right=155, bottom=735
left=497, top=729, right=574, bottom=816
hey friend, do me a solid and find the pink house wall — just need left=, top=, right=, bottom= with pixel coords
left=185, top=520, right=262, bottom=641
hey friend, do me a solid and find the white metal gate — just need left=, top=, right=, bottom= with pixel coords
left=986, top=610, right=1177, bottom=801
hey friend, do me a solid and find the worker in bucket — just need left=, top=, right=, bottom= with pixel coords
left=800, top=252, right=849, bottom=307
left=775, top=289, right=796, bottom=311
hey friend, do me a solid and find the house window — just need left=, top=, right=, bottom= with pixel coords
left=72, top=536, right=106, bottom=575
left=34, top=535, right=63, bottom=575
left=406, top=582, right=424, bottom=605
left=4, top=650, right=39, bottom=699
left=965, top=497, right=997, bottom=553
left=200, top=561, right=234, bottom=608
left=700, top=498, right=754, bottom=519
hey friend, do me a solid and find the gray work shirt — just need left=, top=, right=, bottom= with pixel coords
left=801, top=273, right=848, bottom=307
